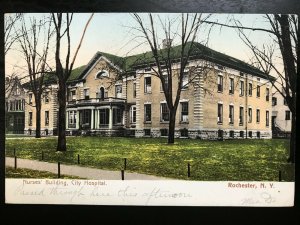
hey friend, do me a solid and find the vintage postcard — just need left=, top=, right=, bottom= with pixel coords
left=4, top=13, right=295, bottom=206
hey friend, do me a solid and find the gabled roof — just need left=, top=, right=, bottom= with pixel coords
left=64, top=42, right=277, bottom=83
left=67, top=52, right=125, bottom=83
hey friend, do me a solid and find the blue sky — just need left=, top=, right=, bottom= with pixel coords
left=5, top=13, right=281, bottom=78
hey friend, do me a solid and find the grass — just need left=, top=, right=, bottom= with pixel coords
left=5, top=136, right=294, bottom=181
left=5, top=166, right=83, bottom=179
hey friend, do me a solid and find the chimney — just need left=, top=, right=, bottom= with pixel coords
left=162, top=39, right=172, bottom=49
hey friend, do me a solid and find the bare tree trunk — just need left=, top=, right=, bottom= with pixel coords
left=288, top=111, right=296, bottom=163
left=57, top=81, right=67, bottom=151
left=168, top=110, right=176, bottom=144
left=35, top=100, right=41, bottom=138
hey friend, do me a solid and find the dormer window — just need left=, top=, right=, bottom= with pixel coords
left=95, top=70, right=109, bottom=79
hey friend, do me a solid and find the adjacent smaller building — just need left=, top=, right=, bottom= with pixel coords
left=5, top=77, right=25, bottom=134
left=23, top=77, right=59, bottom=136
left=271, top=89, right=292, bottom=138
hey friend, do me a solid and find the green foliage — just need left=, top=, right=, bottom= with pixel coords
left=5, top=166, right=82, bottom=179
left=5, top=137, right=293, bottom=181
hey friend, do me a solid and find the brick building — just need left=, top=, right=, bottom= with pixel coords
left=63, top=42, right=274, bottom=139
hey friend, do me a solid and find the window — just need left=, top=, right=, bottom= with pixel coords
left=83, top=109, right=90, bottom=125
left=256, top=109, right=260, bottom=123
left=19, top=100, right=23, bottom=110
left=144, top=129, right=151, bottom=136
left=161, top=73, right=168, bottom=91
left=266, top=111, right=269, bottom=126
left=180, top=128, right=189, bottom=137
left=161, top=103, right=169, bottom=122
left=248, top=108, right=252, bottom=123
left=180, top=102, right=189, bottom=122
left=239, top=80, right=244, bottom=96
left=69, top=111, right=77, bottom=126
left=240, top=131, right=244, bottom=138
left=133, top=83, right=136, bottom=98
left=115, top=85, right=122, bottom=98
left=130, top=106, right=136, bottom=123
left=15, top=100, right=19, bottom=111
left=96, top=70, right=109, bottom=78
left=266, top=88, right=269, bottom=101
left=29, top=112, right=32, bottom=126
left=144, top=77, right=151, bottom=93
left=218, top=129, right=223, bottom=138
left=144, top=104, right=151, bottom=122
left=84, top=89, right=89, bottom=100
left=45, top=111, right=49, bottom=126
left=45, top=92, right=49, bottom=103
left=272, top=97, right=277, bottom=106
left=217, top=75, right=223, bottom=92
left=113, top=108, right=123, bottom=125
left=69, top=90, right=76, bottom=101
left=16, top=85, right=20, bottom=95
left=257, top=131, right=260, bottom=138
left=248, top=83, right=252, bottom=96
left=160, top=129, right=168, bottom=136
left=257, top=85, right=260, bottom=97
left=98, top=87, right=105, bottom=100
left=217, top=103, right=223, bottom=124
left=285, top=110, right=291, bottom=120
left=284, top=98, right=287, bottom=105
left=99, top=108, right=109, bottom=126
left=29, top=93, right=33, bottom=104
left=229, top=130, right=234, bottom=138
left=182, top=72, right=189, bottom=89
left=239, top=106, right=244, bottom=125
left=249, top=131, right=253, bottom=138
left=229, top=105, right=234, bottom=124
left=229, top=78, right=234, bottom=94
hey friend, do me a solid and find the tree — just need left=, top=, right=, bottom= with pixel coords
left=132, top=13, right=210, bottom=144
left=5, top=13, right=22, bottom=55
left=52, top=13, right=94, bottom=151
left=205, top=14, right=298, bottom=163
left=14, top=14, right=53, bottom=138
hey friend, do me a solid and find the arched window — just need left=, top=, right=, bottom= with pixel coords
left=95, top=70, right=109, bottom=79
left=99, top=87, right=105, bottom=100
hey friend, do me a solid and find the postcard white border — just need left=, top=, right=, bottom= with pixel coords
left=5, top=179, right=294, bottom=206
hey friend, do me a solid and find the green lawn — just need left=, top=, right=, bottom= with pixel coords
left=5, top=166, right=83, bottom=179
left=5, top=136, right=294, bottom=181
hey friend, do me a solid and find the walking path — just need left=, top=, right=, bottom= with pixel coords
left=5, top=157, right=170, bottom=180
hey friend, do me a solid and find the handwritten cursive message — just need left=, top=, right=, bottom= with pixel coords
left=5, top=179, right=294, bottom=206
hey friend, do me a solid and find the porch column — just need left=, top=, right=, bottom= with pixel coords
left=94, top=109, right=98, bottom=129
left=91, top=109, right=94, bottom=129
left=76, top=110, right=80, bottom=129
left=66, top=111, right=69, bottom=129
left=109, top=106, right=113, bottom=129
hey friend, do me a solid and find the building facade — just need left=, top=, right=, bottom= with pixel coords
left=63, top=43, right=273, bottom=139
left=24, top=84, right=58, bottom=136
left=5, top=77, right=25, bottom=134
left=271, top=89, right=292, bottom=138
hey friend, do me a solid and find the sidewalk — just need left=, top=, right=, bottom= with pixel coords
left=5, top=157, right=170, bottom=180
